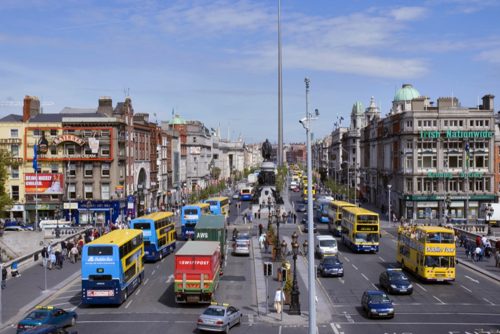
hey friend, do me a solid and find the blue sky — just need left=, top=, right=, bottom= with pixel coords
left=1, top=0, right=499, bottom=143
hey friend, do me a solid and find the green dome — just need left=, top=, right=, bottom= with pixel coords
left=394, top=84, right=420, bottom=102
left=169, top=114, right=186, bottom=125
left=352, top=101, right=364, bottom=115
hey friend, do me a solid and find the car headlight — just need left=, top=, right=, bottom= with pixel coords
left=338, top=268, right=343, bottom=272
left=387, top=308, right=394, bottom=312
left=390, top=284, right=397, bottom=289
left=408, top=284, right=413, bottom=289
left=370, top=309, right=377, bottom=313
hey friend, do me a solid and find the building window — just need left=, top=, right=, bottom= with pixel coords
left=444, top=120, right=448, bottom=127
left=418, top=155, right=437, bottom=168
left=50, top=129, right=58, bottom=136
left=417, top=178, right=423, bottom=192
left=473, top=156, right=487, bottom=168
left=84, top=146, right=93, bottom=155
left=66, top=144, right=75, bottom=156
left=10, top=129, right=18, bottom=137
left=485, top=120, right=489, bottom=127
left=405, top=156, right=413, bottom=170
left=84, top=184, right=93, bottom=199
left=459, top=120, right=463, bottom=127
left=51, top=164, right=58, bottom=174
left=11, top=185, right=19, bottom=201
left=405, top=179, right=413, bottom=192
left=11, top=144, right=19, bottom=157
left=101, top=184, right=110, bottom=200
left=447, top=155, right=462, bottom=168
left=101, top=130, right=110, bottom=138
left=475, top=179, right=483, bottom=191
left=193, top=137, right=197, bottom=143
left=433, top=120, right=437, bottom=127
left=50, top=146, right=57, bottom=155
left=83, top=130, right=93, bottom=137
left=418, top=120, right=422, bottom=127
left=68, top=164, right=76, bottom=177
left=101, top=163, right=110, bottom=177
left=406, top=140, right=413, bottom=149
left=11, top=166, right=19, bottom=179
left=68, top=184, right=76, bottom=199
left=101, top=145, right=110, bottom=156
left=33, top=129, right=41, bottom=136
left=424, top=179, right=432, bottom=192
left=84, top=164, right=93, bottom=177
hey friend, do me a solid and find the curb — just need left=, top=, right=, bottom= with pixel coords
left=0, top=270, right=81, bottom=331
left=456, top=258, right=500, bottom=283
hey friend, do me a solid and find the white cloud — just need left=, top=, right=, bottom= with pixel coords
left=476, top=49, right=500, bottom=64
left=389, top=6, right=428, bottom=21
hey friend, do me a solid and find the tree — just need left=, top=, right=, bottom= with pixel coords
left=0, top=149, right=13, bottom=215
left=210, top=167, right=221, bottom=180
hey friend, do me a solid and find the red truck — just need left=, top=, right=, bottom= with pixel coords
left=174, top=241, right=221, bottom=303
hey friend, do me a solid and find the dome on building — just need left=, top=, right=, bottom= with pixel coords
left=352, top=101, right=364, bottom=115
left=394, top=84, right=420, bottom=102
left=169, top=114, right=186, bottom=125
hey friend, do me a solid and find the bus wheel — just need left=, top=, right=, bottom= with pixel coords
left=138, top=275, right=142, bottom=285
left=400, top=260, right=405, bottom=269
left=123, top=290, right=128, bottom=302
left=71, top=316, right=77, bottom=326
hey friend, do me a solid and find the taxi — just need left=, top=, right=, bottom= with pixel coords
left=17, top=306, right=77, bottom=333
left=197, top=302, right=242, bottom=332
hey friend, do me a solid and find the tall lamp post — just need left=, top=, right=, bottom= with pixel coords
left=485, top=203, right=494, bottom=235
left=300, top=77, right=318, bottom=334
left=275, top=210, right=282, bottom=261
left=387, top=184, right=392, bottom=223
left=289, top=231, right=301, bottom=315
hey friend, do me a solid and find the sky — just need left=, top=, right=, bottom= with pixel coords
left=1, top=0, right=500, bottom=144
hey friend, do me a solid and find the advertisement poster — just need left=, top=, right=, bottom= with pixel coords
left=25, top=173, right=64, bottom=194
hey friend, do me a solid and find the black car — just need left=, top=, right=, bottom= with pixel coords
left=361, top=290, right=395, bottom=319
left=296, top=204, right=307, bottom=213
left=301, top=218, right=317, bottom=233
left=317, top=256, right=344, bottom=277
left=379, top=268, right=413, bottom=295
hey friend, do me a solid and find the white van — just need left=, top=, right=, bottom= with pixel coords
left=39, top=219, right=72, bottom=230
left=315, top=235, right=338, bottom=258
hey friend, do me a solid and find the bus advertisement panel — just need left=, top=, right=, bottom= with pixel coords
left=327, top=201, right=355, bottom=236
left=180, top=203, right=211, bottom=240
left=340, top=207, right=379, bottom=253
left=396, top=225, right=456, bottom=282
left=205, top=197, right=229, bottom=217
left=130, top=212, right=176, bottom=261
left=82, top=229, right=144, bottom=305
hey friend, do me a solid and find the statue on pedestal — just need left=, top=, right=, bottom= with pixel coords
left=261, top=139, right=272, bottom=161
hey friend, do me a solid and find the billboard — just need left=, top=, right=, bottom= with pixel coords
left=25, top=173, right=64, bottom=194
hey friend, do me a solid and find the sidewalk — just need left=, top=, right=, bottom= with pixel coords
left=455, top=243, right=500, bottom=282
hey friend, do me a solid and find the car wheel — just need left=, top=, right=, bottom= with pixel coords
left=237, top=315, right=242, bottom=326
left=71, top=316, right=77, bottom=326
left=224, top=324, right=229, bottom=334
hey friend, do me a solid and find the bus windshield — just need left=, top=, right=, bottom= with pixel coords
left=358, top=215, right=378, bottom=223
left=184, top=209, right=198, bottom=215
left=426, top=232, right=454, bottom=244
left=206, top=201, right=217, bottom=206
left=354, top=233, right=379, bottom=243
left=425, top=255, right=455, bottom=268
left=88, top=246, right=113, bottom=256
left=133, top=223, right=151, bottom=230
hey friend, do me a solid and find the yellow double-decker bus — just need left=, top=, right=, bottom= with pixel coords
left=328, top=201, right=355, bottom=236
left=396, top=225, right=456, bottom=282
left=340, top=207, right=380, bottom=253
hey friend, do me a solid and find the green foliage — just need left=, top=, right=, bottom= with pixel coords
left=190, top=180, right=227, bottom=203
left=210, top=167, right=221, bottom=180
left=325, top=179, right=352, bottom=201
left=0, top=149, right=13, bottom=215
left=275, top=165, right=288, bottom=193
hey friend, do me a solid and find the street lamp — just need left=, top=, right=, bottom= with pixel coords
left=302, top=240, right=308, bottom=257
left=289, top=231, right=301, bottom=315
left=300, top=77, right=317, bottom=334
left=280, top=239, right=287, bottom=260
left=387, top=184, right=392, bottom=223
left=485, top=203, right=494, bottom=235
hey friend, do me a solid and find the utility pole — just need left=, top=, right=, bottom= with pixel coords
left=277, top=0, right=283, bottom=166
left=388, top=184, right=392, bottom=223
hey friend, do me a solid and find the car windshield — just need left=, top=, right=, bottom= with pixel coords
left=26, top=311, right=49, bottom=320
left=388, top=272, right=408, bottom=280
left=203, top=307, right=225, bottom=317
left=319, top=240, right=336, bottom=247
left=369, top=294, right=391, bottom=303
left=238, top=234, right=250, bottom=240
left=323, top=257, right=340, bottom=265
left=236, top=242, right=248, bottom=247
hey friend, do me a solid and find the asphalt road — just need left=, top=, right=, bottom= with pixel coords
left=1, top=189, right=499, bottom=334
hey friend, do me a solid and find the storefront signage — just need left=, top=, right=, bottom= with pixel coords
left=420, top=130, right=493, bottom=139
left=404, top=194, right=496, bottom=201
left=427, top=172, right=484, bottom=179
left=53, top=134, right=86, bottom=146
left=25, top=173, right=64, bottom=194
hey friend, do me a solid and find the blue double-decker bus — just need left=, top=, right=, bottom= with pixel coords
left=180, top=203, right=211, bottom=240
left=239, top=187, right=253, bottom=201
left=205, top=197, right=230, bottom=217
left=316, top=198, right=332, bottom=224
left=82, top=229, right=144, bottom=305
left=130, top=212, right=176, bottom=261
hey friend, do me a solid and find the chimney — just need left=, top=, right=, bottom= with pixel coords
left=482, top=94, right=494, bottom=111
left=22, top=96, right=41, bottom=122
left=98, top=96, right=113, bottom=116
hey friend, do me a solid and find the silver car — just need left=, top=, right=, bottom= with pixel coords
left=197, top=303, right=242, bottom=333
left=232, top=239, right=250, bottom=256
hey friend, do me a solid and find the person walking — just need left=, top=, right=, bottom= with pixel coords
left=258, top=223, right=263, bottom=236
left=70, top=245, right=79, bottom=263
left=1, top=263, right=7, bottom=289
left=41, top=246, right=49, bottom=268
left=293, top=213, right=297, bottom=224
left=258, top=234, right=266, bottom=249
left=274, top=288, right=285, bottom=314
left=49, top=251, right=56, bottom=270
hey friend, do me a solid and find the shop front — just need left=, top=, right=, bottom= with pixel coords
left=63, top=200, right=127, bottom=226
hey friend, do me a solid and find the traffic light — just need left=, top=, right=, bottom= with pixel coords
left=264, top=262, right=273, bottom=277
left=281, top=268, right=287, bottom=282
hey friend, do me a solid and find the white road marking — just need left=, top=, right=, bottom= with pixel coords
left=144, top=278, right=149, bottom=285
left=343, top=257, right=350, bottom=262
left=156, top=264, right=160, bottom=269
left=460, top=285, right=472, bottom=293
left=124, top=300, right=133, bottom=309
left=135, top=288, right=142, bottom=296
left=278, top=325, right=282, bottom=334
left=371, top=283, right=378, bottom=289
left=248, top=314, right=254, bottom=326
left=465, top=275, right=480, bottom=284
left=151, top=269, right=156, bottom=276
left=339, top=278, right=345, bottom=284
left=483, top=298, right=495, bottom=306
left=351, top=264, right=358, bottom=270
left=433, top=295, right=445, bottom=304
left=70, top=303, right=81, bottom=312
left=416, top=283, right=427, bottom=292
left=330, top=323, right=343, bottom=334
left=343, top=311, right=354, bottom=323
left=378, top=256, right=385, bottom=262
left=64, top=289, right=81, bottom=292
left=166, top=274, right=174, bottom=284
left=361, top=273, right=369, bottom=281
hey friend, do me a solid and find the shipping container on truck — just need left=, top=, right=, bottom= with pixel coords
left=195, top=215, right=226, bottom=260
left=174, top=241, right=221, bottom=304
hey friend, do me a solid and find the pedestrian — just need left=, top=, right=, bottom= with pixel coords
left=254, top=211, right=258, bottom=219
left=274, top=288, right=285, bottom=314
left=49, top=251, right=56, bottom=270
left=1, top=263, right=7, bottom=289
left=55, top=250, right=62, bottom=269
left=11, top=261, right=20, bottom=277
left=243, top=214, right=247, bottom=224
left=258, top=209, right=261, bottom=219
left=258, top=223, right=263, bottom=236
left=293, top=213, right=297, bottom=224
left=264, top=237, right=269, bottom=253
left=70, top=245, right=79, bottom=263
left=41, top=246, right=48, bottom=268
left=258, top=234, right=266, bottom=249
left=474, top=246, right=482, bottom=262
left=61, top=241, right=67, bottom=259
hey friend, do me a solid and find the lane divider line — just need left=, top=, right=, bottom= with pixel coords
left=433, top=295, right=445, bottom=304
left=352, top=264, right=358, bottom=270
left=460, top=285, right=472, bottom=293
